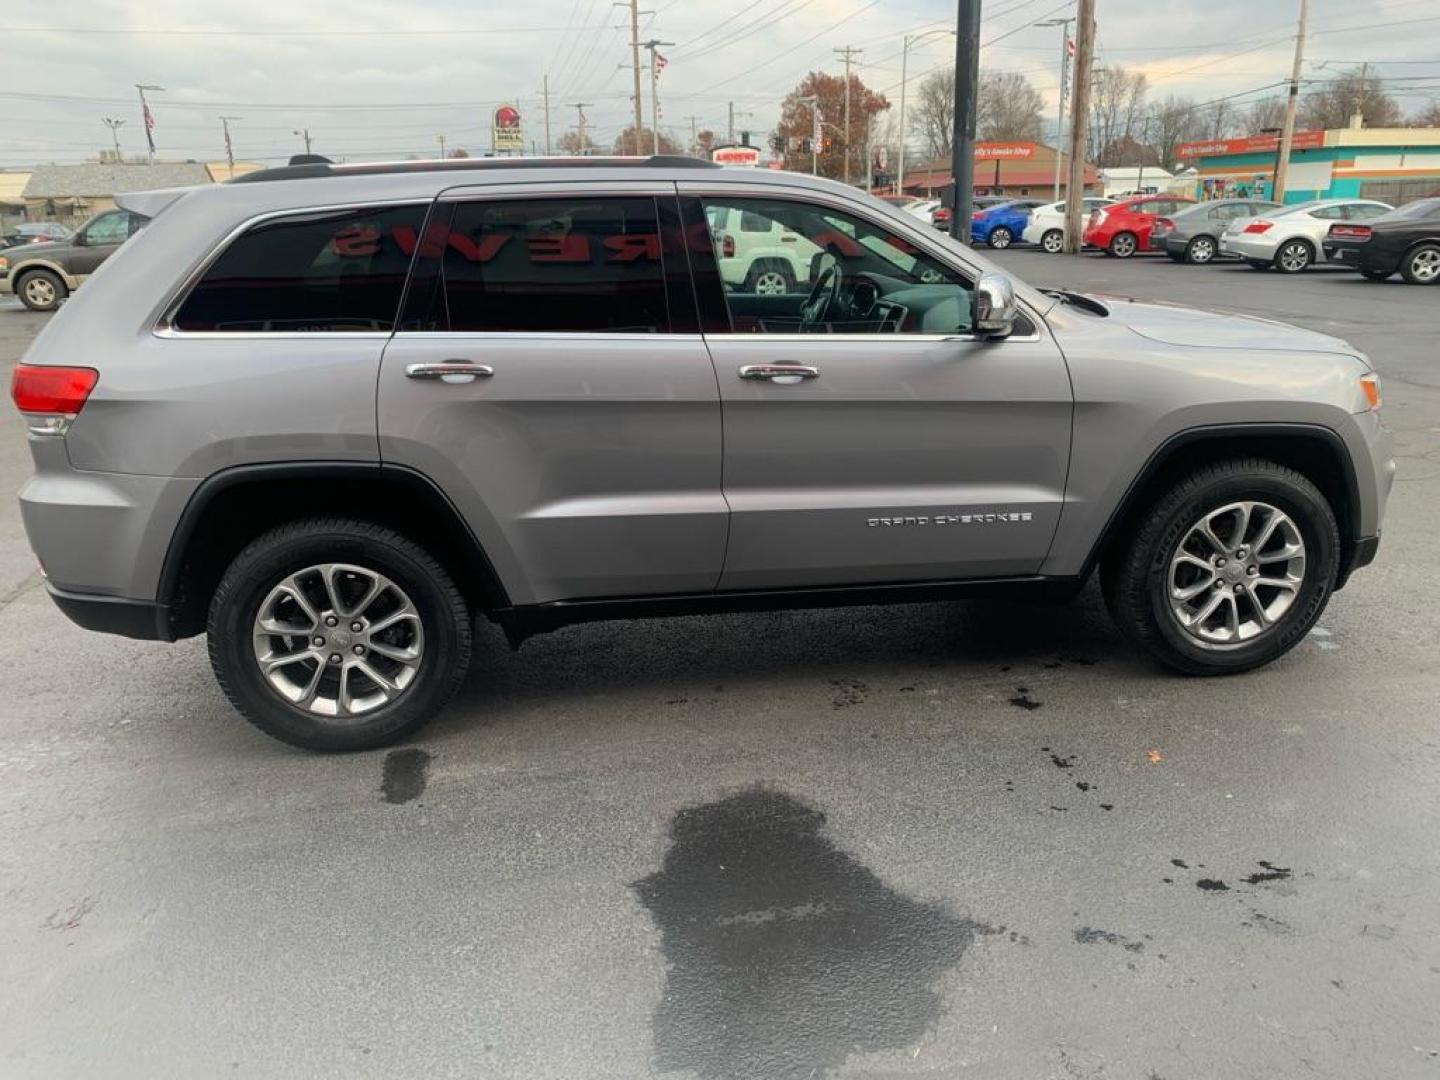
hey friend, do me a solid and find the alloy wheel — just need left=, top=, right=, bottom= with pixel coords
left=251, top=563, right=424, bottom=719
left=1408, top=247, right=1440, bottom=283
left=1167, top=501, right=1307, bottom=649
left=752, top=270, right=789, bottom=296
left=1188, top=236, right=1215, bottom=264
left=1111, top=233, right=1136, bottom=258
left=22, top=276, right=56, bottom=308
left=1042, top=229, right=1063, bottom=253
left=990, top=227, right=1012, bottom=249
left=1277, top=241, right=1312, bottom=272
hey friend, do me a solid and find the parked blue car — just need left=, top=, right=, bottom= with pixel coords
left=970, top=199, right=1048, bottom=249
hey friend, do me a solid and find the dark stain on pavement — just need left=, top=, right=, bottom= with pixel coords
left=1073, top=927, right=1144, bottom=953
left=380, top=748, right=431, bottom=804
left=1242, top=860, right=1293, bottom=885
left=633, top=787, right=994, bottom=1080
left=829, top=678, right=867, bottom=708
left=1008, top=686, right=1043, bottom=710
left=1196, top=878, right=1230, bottom=892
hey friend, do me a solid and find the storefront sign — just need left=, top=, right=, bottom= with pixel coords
left=974, top=142, right=1036, bottom=160
left=1178, top=130, right=1324, bottom=158
left=712, top=145, right=761, bottom=166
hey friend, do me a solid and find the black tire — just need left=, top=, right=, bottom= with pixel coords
left=1246, top=259, right=1271, bottom=271
left=744, top=262, right=796, bottom=296
left=1185, top=235, right=1217, bottom=265
left=1101, top=459, right=1339, bottom=676
left=15, top=268, right=67, bottom=312
left=1109, top=231, right=1138, bottom=258
left=208, top=518, right=472, bottom=752
left=1360, top=268, right=1392, bottom=282
left=988, top=226, right=1013, bottom=249
left=1399, top=242, right=1440, bottom=286
left=1273, top=238, right=1314, bottom=273
left=1041, top=229, right=1063, bottom=254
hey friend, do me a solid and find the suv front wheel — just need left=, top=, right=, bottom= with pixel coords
left=1102, top=459, right=1338, bottom=675
left=208, top=519, right=472, bottom=751
left=17, top=268, right=67, bottom=312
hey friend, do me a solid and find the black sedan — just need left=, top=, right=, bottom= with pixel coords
left=1324, top=196, right=1440, bottom=284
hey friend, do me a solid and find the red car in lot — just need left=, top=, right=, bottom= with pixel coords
left=1083, top=194, right=1196, bottom=257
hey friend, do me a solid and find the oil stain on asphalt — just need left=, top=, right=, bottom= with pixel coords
left=633, top=787, right=993, bottom=1080
left=380, top=748, right=431, bottom=804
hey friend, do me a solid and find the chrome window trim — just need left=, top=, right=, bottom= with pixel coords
left=390, top=331, right=705, bottom=343
left=152, top=197, right=434, bottom=338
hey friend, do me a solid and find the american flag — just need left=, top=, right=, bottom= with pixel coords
left=143, top=103, right=155, bottom=133
left=1066, top=35, right=1075, bottom=57
left=655, top=51, right=668, bottom=75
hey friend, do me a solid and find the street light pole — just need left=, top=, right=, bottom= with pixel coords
left=897, top=29, right=955, bottom=198
left=293, top=128, right=313, bottom=155
left=1036, top=17, right=1076, bottom=201
left=102, top=117, right=126, bottom=160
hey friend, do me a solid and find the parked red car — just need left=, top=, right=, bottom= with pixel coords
left=1083, top=195, right=1196, bottom=257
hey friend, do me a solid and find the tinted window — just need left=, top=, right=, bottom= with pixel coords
left=174, top=204, right=423, bottom=332
left=432, top=197, right=670, bottom=334
left=739, top=210, right=771, bottom=233
left=1309, top=205, right=1346, bottom=220
left=1344, top=202, right=1390, bottom=220
left=701, top=196, right=974, bottom=335
left=83, top=210, right=139, bottom=245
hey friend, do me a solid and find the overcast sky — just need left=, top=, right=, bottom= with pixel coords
left=2, top=0, right=1437, bottom=168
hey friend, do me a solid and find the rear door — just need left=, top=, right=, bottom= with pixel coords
left=376, top=183, right=726, bottom=605
left=679, top=185, right=1073, bottom=592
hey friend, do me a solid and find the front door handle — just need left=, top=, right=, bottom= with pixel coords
left=405, top=361, right=494, bottom=383
left=738, top=363, right=820, bottom=383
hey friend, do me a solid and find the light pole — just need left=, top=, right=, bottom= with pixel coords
left=101, top=117, right=125, bottom=160
left=1036, top=16, right=1076, bottom=201
left=219, top=116, right=241, bottom=177
left=437, top=134, right=447, bottom=159
left=293, top=128, right=313, bottom=155
left=135, top=83, right=164, bottom=162
left=798, top=95, right=820, bottom=174
left=897, top=29, right=955, bottom=196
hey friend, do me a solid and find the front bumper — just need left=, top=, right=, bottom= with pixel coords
left=0, top=276, right=12, bottom=295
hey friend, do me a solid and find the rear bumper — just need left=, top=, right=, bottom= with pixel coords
left=1218, top=233, right=1276, bottom=261
left=1324, top=242, right=1393, bottom=273
left=46, top=583, right=170, bottom=640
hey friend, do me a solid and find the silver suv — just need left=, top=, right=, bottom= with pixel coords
left=12, top=157, right=1394, bottom=751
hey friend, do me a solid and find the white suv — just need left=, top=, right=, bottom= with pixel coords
left=707, top=203, right=819, bottom=294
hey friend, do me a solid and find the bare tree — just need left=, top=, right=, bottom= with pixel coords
left=977, top=71, right=1044, bottom=142
left=911, top=67, right=955, bottom=162
left=1202, top=99, right=1236, bottom=141
left=1411, top=100, right=1440, bottom=128
left=1088, top=66, right=1149, bottom=165
left=1150, top=94, right=1202, bottom=171
left=1300, top=67, right=1402, bottom=129
left=557, top=129, right=598, bottom=155
left=1245, top=96, right=1288, bottom=134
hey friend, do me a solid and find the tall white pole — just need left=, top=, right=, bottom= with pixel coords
left=1273, top=0, right=1309, bottom=202
left=898, top=37, right=911, bottom=195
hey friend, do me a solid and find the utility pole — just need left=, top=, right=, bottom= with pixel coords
left=567, top=102, right=592, bottom=154
left=437, top=134, right=447, bottom=160
left=727, top=101, right=735, bottom=145
left=293, top=128, right=313, bottom=155
left=686, top=114, right=700, bottom=155
left=1273, top=0, right=1309, bottom=202
left=136, top=83, right=163, bottom=162
left=102, top=117, right=125, bottom=160
left=219, top=115, right=241, bottom=177
left=542, top=74, right=553, bottom=154
left=834, top=45, right=862, bottom=185
left=626, top=0, right=644, bottom=155
left=1061, top=0, right=1096, bottom=253
left=642, top=40, right=674, bottom=155
left=948, top=7, right=978, bottom=241
left=1037, top=16, right=1075, bottom=200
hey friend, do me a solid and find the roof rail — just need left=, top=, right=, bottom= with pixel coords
left=229, top=154, right=722, bottom=184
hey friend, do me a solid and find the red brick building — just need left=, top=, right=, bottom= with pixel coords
left=897, top=141, right=1101, bottom=199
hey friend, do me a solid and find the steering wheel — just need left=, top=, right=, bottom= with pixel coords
left=799, top=261, right=843, bottom=331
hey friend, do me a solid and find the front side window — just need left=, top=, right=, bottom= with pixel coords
left=82, top=211, right=134, bottom=245
left=1309, top=205, right=1346, bottom=220
left=699, top=196, right=974, bottom=335
left=419, top=197, right=671, bottom=334
left=173, top=204, right=424, bottom=332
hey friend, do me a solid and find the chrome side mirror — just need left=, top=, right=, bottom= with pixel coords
left=972, top=271, right=1016, bottom=338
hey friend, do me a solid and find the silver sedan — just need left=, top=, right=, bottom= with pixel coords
left=1219, top=197, right=1393, bottom=273
left=1150, top=199, right=1280, bottom=264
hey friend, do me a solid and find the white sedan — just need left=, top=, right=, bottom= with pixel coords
left=1022, top=197, right=1116, bottom=252
left=1219, top=197, right=1392, bottom=273
left=903, top=198, right=941, bottom=226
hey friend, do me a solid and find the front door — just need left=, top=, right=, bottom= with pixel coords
left=68, top=209, right=135, bottom=277
left=377, top=185, right=726, bottom=606
left=679, top=188, right=1073, bottom=592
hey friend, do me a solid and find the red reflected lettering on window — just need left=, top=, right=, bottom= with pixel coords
left=603, top=232, right=661, bottom=261
left=331, top=225, right=381, bottom=257
left=446, top=232, right=511, bottom=262
left=528, top=233, right=591, bottom=262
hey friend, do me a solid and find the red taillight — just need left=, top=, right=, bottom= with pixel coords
left=1330, top=223, right=1372, bottom=240
left=720, top=233, right=735, bottom=258
left=12, top=364, right=98, bottom=428
left=1243, top=220, right=1273, bottom=234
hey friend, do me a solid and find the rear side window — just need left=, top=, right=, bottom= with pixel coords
left=172, top=204, right=425, bottom=333
left=419, top=197, right=671, bottom=334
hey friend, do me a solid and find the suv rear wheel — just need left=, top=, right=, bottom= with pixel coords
left=1102, top=459, right=1338, bottom=675
left=208, top=519, right=471, bottom=751
left=745, top=263, right=795, bottom=296
left=17, top=268, right=67, bottom=312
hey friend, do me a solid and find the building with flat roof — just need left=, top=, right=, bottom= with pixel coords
left=1178, top=127, right=1440, bottom=205
left=899, top=141, right=1100, bottom=199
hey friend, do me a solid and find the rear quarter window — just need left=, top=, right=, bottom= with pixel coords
left=171, top=203, right=425, bottom=332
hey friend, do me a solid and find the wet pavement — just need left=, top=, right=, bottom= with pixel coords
left=1, top=260, right=1438, bottom=1079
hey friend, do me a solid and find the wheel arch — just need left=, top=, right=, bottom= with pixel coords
left=157, top=462, right=509, bottom=640
left=1085, top=423, right=1363, bottom=588
left=10, top=259, right=75, bottom=291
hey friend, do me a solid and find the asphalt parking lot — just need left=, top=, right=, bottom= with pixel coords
left=1, top=253, right=1438, bottom=1080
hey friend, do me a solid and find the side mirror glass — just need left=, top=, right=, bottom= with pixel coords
left=972, top=272, right=1016, bottom=338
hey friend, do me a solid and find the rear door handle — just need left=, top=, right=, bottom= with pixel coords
left=738, top=363, right=820, bottom=383
left=404, top=361, right=494, bottom=382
